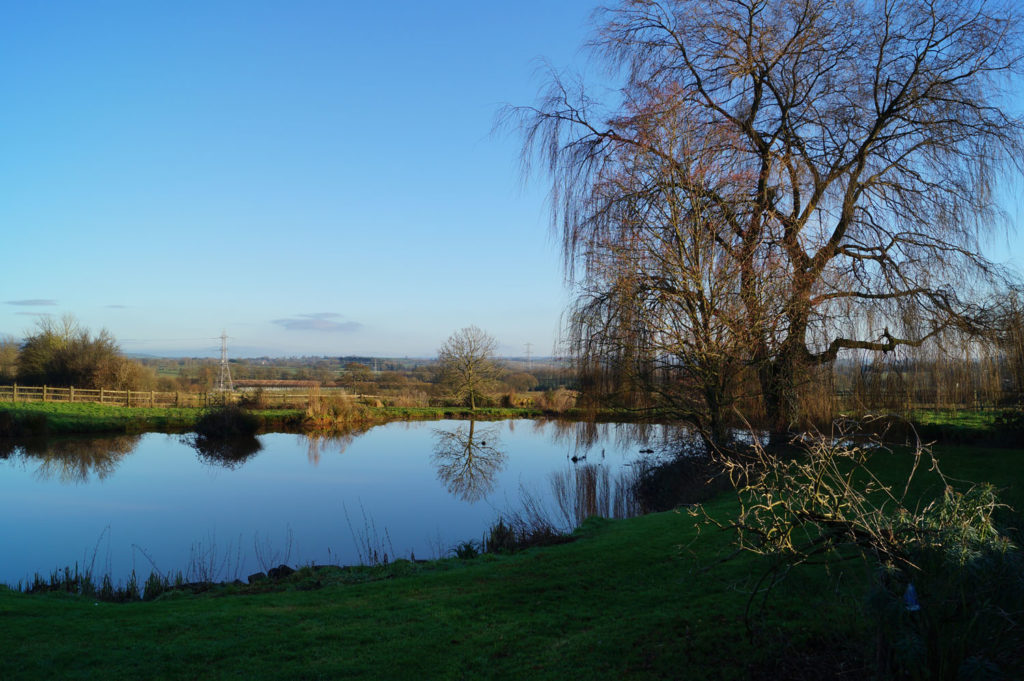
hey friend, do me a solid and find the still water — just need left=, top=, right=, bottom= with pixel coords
left=0, top=419, right=675, bottom=586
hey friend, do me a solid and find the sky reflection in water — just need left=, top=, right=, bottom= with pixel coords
left=0, top=419, right=677, bottom=586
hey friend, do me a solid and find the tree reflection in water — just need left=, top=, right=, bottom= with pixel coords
left=187, top=434, right=262, bottom=469
left=539, top=419, right=685, bottom=459
left=550, top=463, right=643, bottom=528
left=432, top=420, right=507, bottom=503
left=11, top=435, right=141, bottom=483
left=303, top=425, right=372, bottom=465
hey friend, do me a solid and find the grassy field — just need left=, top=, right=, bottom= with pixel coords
left=0, top=401, right=203, bottom=433
left=0, top=442, right=1021, bottom=680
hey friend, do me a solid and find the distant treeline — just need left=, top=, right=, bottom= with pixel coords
left=4, top=316, right=1020, bottom=420
left=0, top=322, right=578, bottom=409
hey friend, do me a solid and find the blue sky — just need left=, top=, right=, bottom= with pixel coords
left=2, top=1, right=1022, bottom=358
left=1, top=0, right=599, bottom=358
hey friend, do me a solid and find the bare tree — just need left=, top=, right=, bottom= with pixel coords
left=437, top=326, right=504, bottom=410
left=510, top=0, right=1024, bottom=437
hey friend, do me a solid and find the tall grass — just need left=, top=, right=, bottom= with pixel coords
left=343, top=502, right=395, bottom=566
left=304, top=388, right=371, bottom=430
left=254, top=527, right=295, bottom=574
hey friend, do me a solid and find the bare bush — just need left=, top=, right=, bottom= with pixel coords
left=536, top=387, right=577, bottom=413
left=698, top=424, right=1024, bottom=674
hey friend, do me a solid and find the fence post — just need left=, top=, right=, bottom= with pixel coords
left=150, top=391, right=155, bottom=407
left=12, top=383, right=17, bottom=402
left=100, top=387, right=105, bottom=404
left=126, top=389, right=131, bottom=407
left=70, top=386, right=75, bottom=402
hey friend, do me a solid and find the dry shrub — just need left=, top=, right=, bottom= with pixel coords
left=238, top=388, right=268, bottom=410
left=536, top=387, right=577, bottom=413
left=700, top=425, right=1024, bottom=675
left=499, top=391, right=532, bottom=408
left=194, top=404, right=260, bottom=439
left=304, top=390, right=367, bottom=429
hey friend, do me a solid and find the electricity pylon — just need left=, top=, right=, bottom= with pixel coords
left=217, top=331, right=233, bottom=392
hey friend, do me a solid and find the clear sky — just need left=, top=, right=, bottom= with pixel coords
left=2, top=1, right=1022, bottom=359
left=1, top=0, right=600, bottom=358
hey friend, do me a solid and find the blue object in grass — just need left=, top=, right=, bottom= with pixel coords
left=904, top=583, right=921, bottom=612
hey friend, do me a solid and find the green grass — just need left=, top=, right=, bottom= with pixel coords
left=0, top=401, right=202, bottom=434
left=838, top=408, right=1023, bottom=447
left=0, top=506, right=862, bottom=680
left=1, top=442, right=1021, bottom=679
left=0, top=401, right=553, bottom=436
left=910, top=408, right=1000, bottom=431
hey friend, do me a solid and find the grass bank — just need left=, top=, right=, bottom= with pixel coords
left=852, top=408, right=1024, bottom=447
left=0, top=505, right=867, bottom=680
left=0, top=401, right=550, bottom=436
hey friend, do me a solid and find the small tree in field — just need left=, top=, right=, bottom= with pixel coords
left=437, top=326, right=503, bottom=410
left=16, top=314, right=153, bottom=390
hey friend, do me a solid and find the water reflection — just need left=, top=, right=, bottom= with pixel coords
left=432, top=420, right=507, bottom=503
left=551, top=463, right=642, bottom=528
left=303, top=426, right=372, bottom=465
left=540, top=419, right=691, bottom=459
left=4, top=435, right=141, bottom=483
left=187, top=434, right=263, bottom=469
left=0, top=419, right=721, bottom=588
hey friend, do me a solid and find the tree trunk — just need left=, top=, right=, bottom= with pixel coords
left=758, top=348, right=808, bottom=447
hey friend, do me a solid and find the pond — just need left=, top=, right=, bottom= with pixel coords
left=0, top=419, right=682, bottom=587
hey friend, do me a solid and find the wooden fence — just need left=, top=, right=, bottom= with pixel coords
left=0, top=385, right=367, bottom=410
left=3, top=383, right=1016, bottom=414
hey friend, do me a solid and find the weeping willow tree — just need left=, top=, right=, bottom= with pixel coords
left=562, top=121, right=755, bottom=445
left=834, top=309, right=1018, bottom=415
left=997, top=290, right=1024, bottom=400
left=511, top=0, right=1024, bottom=439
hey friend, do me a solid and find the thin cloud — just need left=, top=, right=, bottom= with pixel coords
left=105, top=304, right=129, bottom=309
left=272, top=313, right=362, bottom=333
left=6, top=299, right=57, bottom=306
